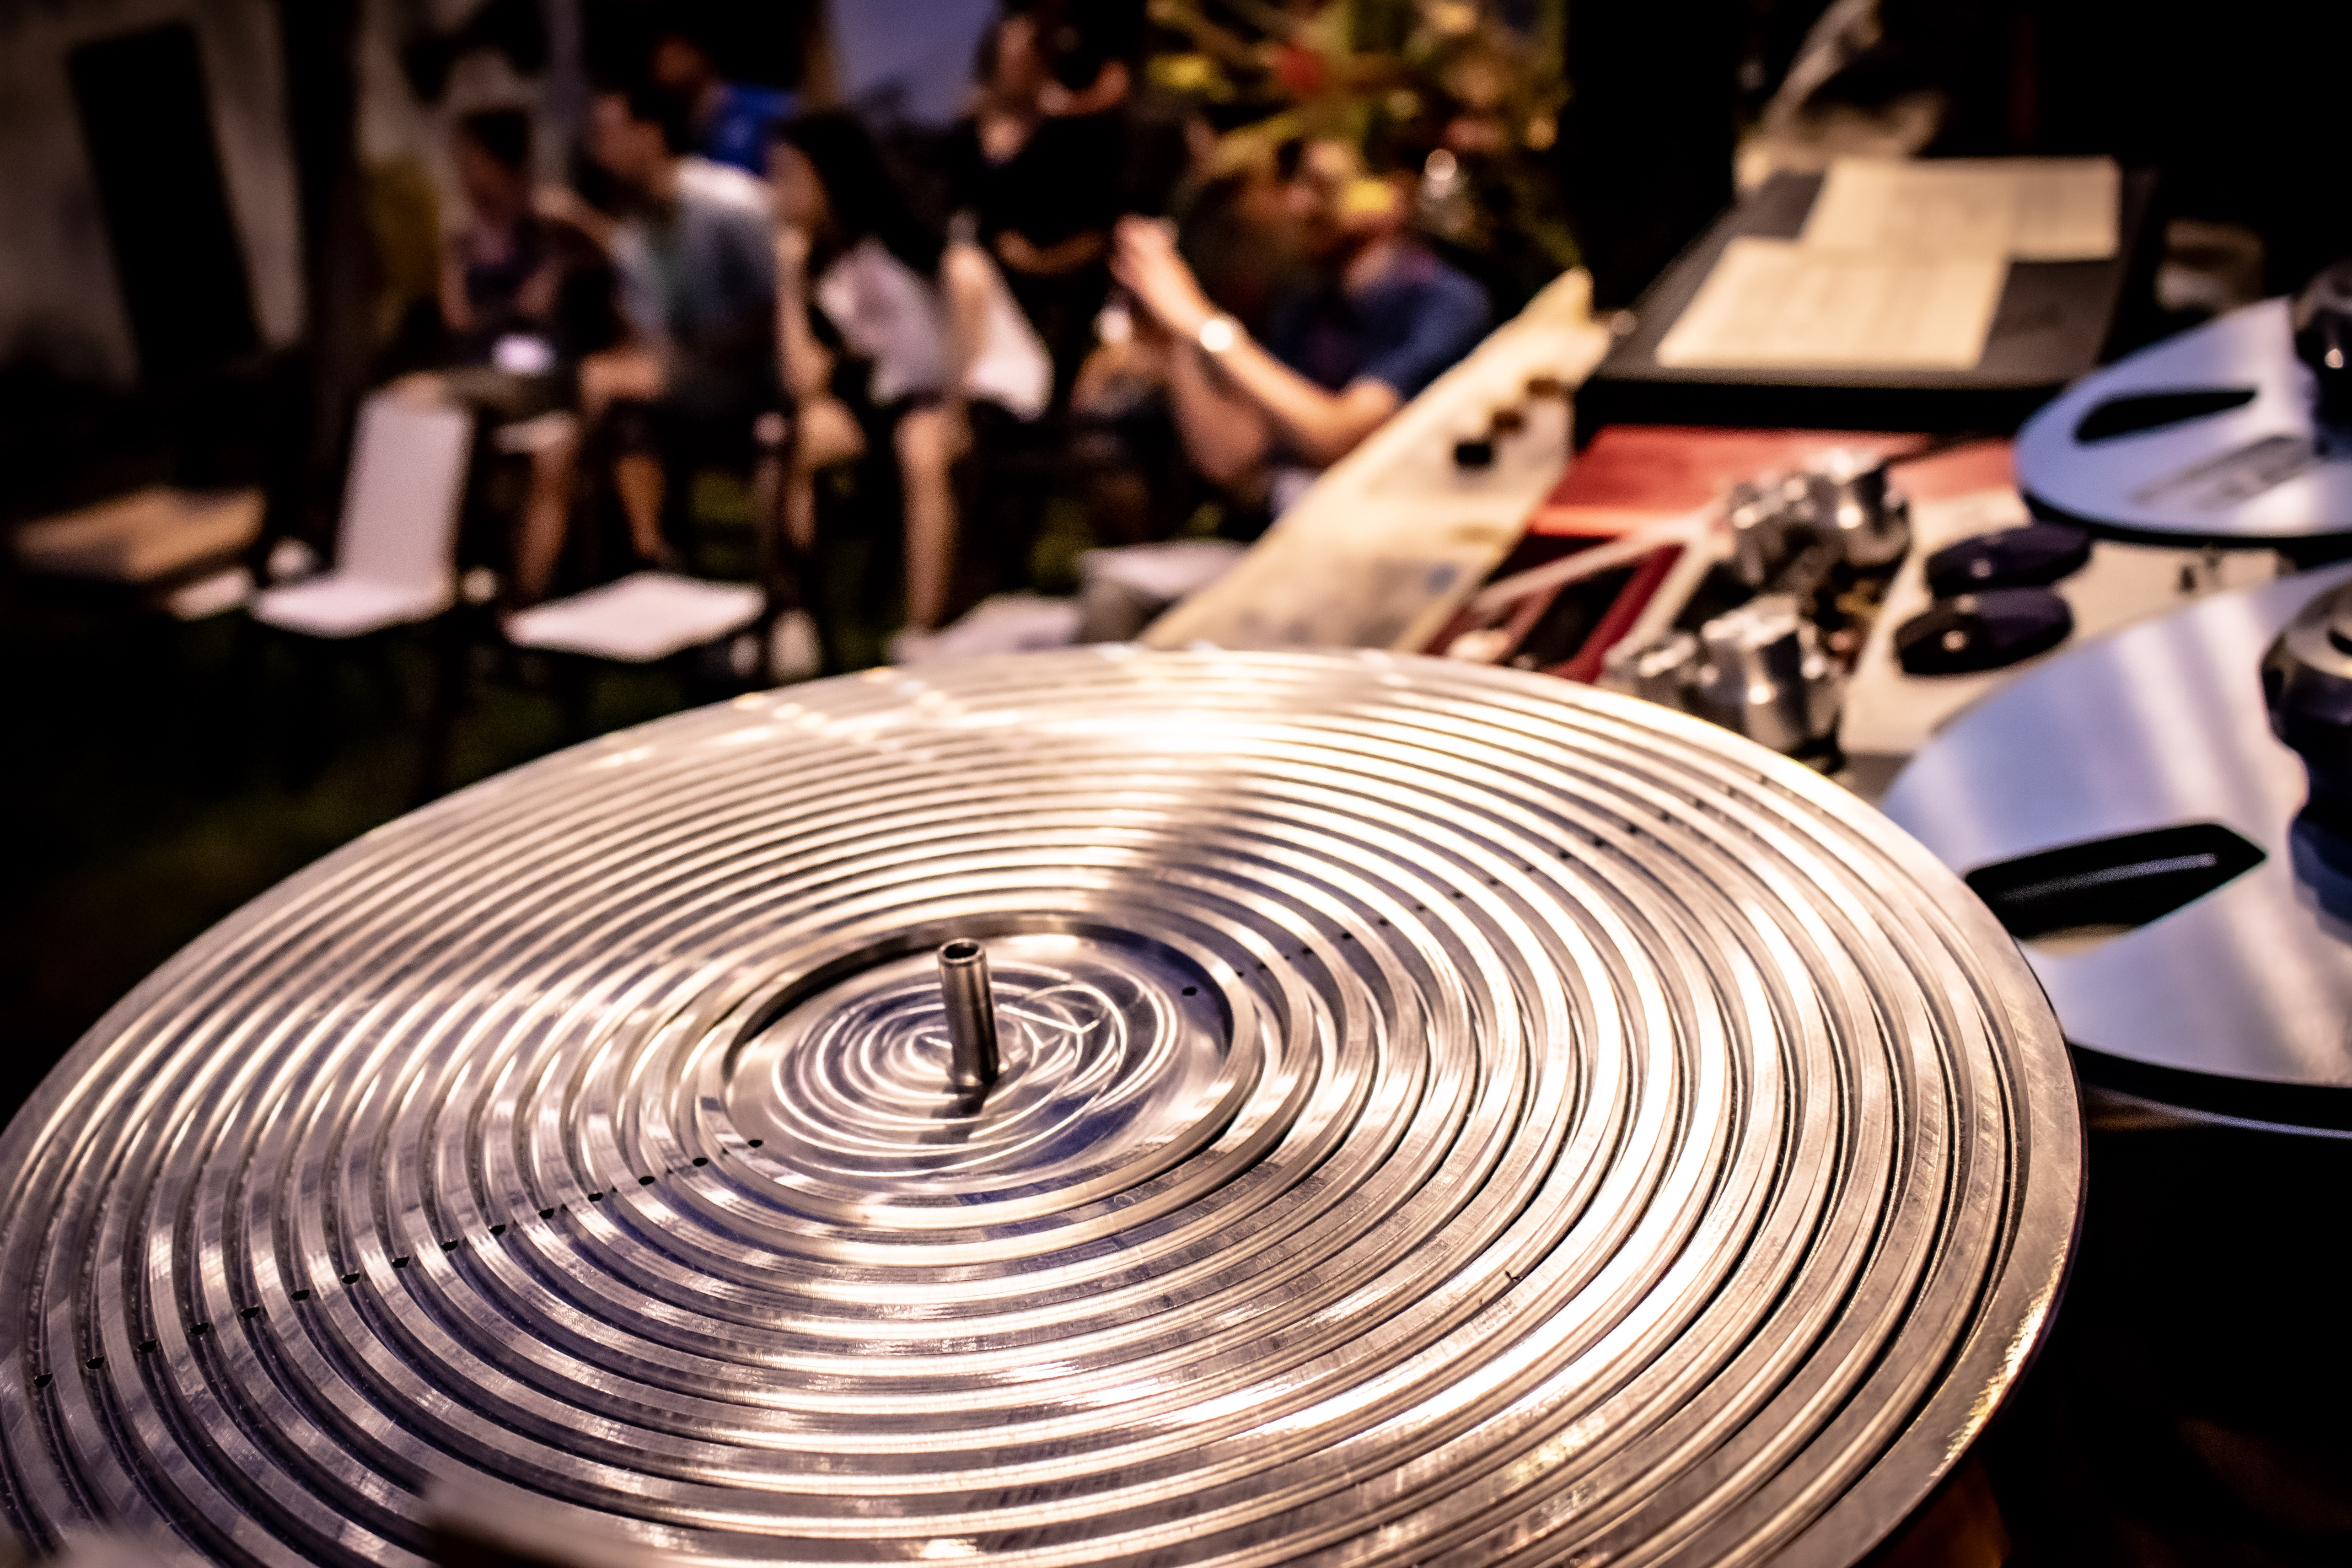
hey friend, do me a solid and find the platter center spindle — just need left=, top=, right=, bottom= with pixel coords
left=936, top=938, right=1001, bottom=1093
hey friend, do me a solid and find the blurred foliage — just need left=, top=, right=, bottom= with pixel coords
left=1145, top=0, right=1576, bottom=313
left=363, top=157, right=443, bottom=351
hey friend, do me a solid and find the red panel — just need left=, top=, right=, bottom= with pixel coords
left=1530, top=425, right=1929, bottom=537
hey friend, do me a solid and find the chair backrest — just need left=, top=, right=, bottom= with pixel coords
left=336, top=391, right=472, bottom=592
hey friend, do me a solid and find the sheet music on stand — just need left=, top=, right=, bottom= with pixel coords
left=1802, top=156, right=2120, bottom=261
left=1655, top=157, right=2119, bottom=374
left=1656, top=240, right=2007, bottom=370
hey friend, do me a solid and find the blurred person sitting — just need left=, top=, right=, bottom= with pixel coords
left=513, top=82, right=777, bottom=602
left=439, top=107, right=560, bottom=360
left=384, top=107, right=584, bottom=604
left=945, top=8, right=1128, bottom=400
left=649, top=15, right=795, bottom=178
left=1106, top=137, right=1490, bottom=510
left=1058, top=124, right=1304, bottom=544
left=770, top=113, right=1051, bottom=649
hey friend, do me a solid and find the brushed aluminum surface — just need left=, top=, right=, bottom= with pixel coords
left=0, top=649, right=2076, bottom=1568
left=1884, top=566, right=2352, bottom=1107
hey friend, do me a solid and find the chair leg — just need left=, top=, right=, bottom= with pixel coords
left=213, top=611, right=270, bottom=784
left=554, top=656, right=595, bottom=745
left=757, top=524, right=830, bottom=684
left=753, top=422, right=832, bottom=681
left=281, top=634, right=337, bottom=792
left=358, top=633, right=408, bottom=720
left=411, top=612, right=468, bottom=805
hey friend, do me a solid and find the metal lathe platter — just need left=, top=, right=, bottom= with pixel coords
left=0, top=649, right=2076, bottom=1568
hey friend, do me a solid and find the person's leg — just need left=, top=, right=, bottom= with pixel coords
left=784, top=459, right=820, bottom=555
left=584, top=397, right=676, bottom=574
left=895, top=404, right=966, bottom=633
left=751, top=410, right=792, bottom=590
left=511, top=416, right=581, bottom=602
left=615, top=450, right=666, bottom=564
left=788, top=393, right=869, bottom=555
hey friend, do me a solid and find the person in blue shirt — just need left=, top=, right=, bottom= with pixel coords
left=1109, top=136, right=1490, bottom=502
left=649, top=24, right=795, bottom=178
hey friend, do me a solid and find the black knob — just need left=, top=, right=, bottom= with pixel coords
left=2261, top=580, right=2352, bottom=881
left=2292, top=260, right=2352, bottom=427
left=1452, top=435, right=1495, bottom=469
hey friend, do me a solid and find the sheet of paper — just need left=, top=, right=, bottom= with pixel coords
left=2005, top=158, right=2121, bottom=261
left=1655, top=237, right=2008, bottom=371
left=1801, top=156, right=2118, bottom=261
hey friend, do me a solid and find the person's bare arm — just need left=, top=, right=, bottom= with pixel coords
left=940, top=238, right=1005, bottom=446
left=944, top=242, right=999, bottom=394
left=535, top=187, right=616, bottom=255
left=996, top=229, right=1107, bottom=277
left=572, top=218, right=672, bottom=417
left=773, top=226, right=865, bottom=476
left=1159, top=319, right=1274, bottom=488
left=1186, top=336, right=1398, bottom=469
left=773, top=225, right=836, bottom=402
left=439, top=245, right=476, bottom=338
left=516, top=259, right=561, bottom=325
left=1112, top=218, right=1398, bottom=471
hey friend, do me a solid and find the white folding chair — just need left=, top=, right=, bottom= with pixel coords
left=244, top=389, right=475, bottom=796
left=501, top=570, right=772, bottom=740
left=502, top=571, right=766, bottom=664
left=251, top=391, right=473, bottom=638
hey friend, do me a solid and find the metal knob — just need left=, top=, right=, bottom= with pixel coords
left=2293, top=259, right=2352, bottom=429
left=1726, top=481, right=1784, bottom=588
left=1694, top=595, right=1841, bottom=755
left=2262, top=579, right=2352, bottom=892
left=1811, top=452, right=1913, bottom=572
left=1600, top=629, right=1701, bottom=711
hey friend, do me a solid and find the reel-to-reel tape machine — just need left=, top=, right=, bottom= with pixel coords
left=2016, top=264, right=2352, bottom=555
left=1901, top=263, right=2352, bottom=1126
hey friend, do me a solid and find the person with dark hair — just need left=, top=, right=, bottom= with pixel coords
left=439, top=107, right=557, bottom=357
left=944, top=9, right=1127, bottom=401
left=775, top=113, right=946, bottom=283
left=649, top=20, right=796, bottom=177
left=459, top=102, right=531, bottom=171
left=508, top=83, right=777, bottom=600
left=1033, top=0, right=1144, bottom=113
left=390, top=104, right=585, bottom=610
left=770, top=112, right=1050, bottom=652
left=1108, top=136, right=1489, bottom=508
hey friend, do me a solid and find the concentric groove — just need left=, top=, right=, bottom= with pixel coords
left=0, top=649, right=2076, bottom=1568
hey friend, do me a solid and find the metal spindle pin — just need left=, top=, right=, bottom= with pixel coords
left=936, top=939, right=1001, bottom=1092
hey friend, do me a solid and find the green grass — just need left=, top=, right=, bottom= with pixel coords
left=0, top=454, right=1116, bottom=1117
left=0, top=576, right=698, bottom=1119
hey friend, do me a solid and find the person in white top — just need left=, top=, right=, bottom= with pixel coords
left=767, top=112, right=1048, bottom=647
